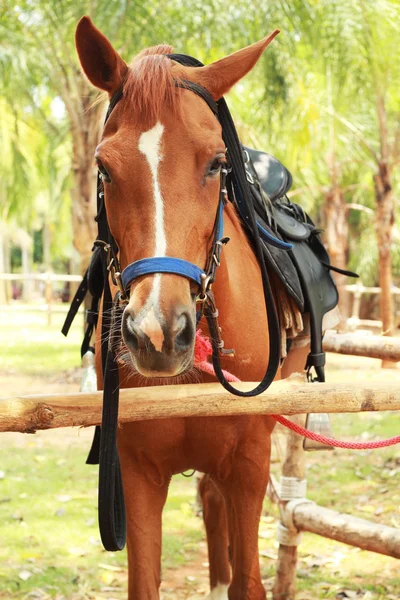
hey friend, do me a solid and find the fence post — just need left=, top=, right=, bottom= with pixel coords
left=45, top=273, right=53, bottom=326
left=272, top=415, right=307, bottom=600
left=348, top=280, right=363, bottom=330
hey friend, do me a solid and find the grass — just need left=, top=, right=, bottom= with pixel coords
left=0, top=308, right=399, bottom=599
left=0, top=443, right=203, bottom=599
left=0, top=305, right=83, bottom=375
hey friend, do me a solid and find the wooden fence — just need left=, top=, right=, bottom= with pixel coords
left=345, top=281, right=400, bottom=330
left=1, top=331, right=399, bottom=599
left=270, top=331, right=400, bottom=599
left=0, top=272, right=82, bottom=324
left=2, top=274, right=399, bottom=328
left=1, top=379, right=399, bottom=433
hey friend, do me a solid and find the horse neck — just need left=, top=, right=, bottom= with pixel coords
left=215, top=201, right=262, bottom=294
left=210, top=202, right=271, bottom=380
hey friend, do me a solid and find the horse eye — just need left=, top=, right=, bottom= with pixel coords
left=96, top=159, right=111, bottom=183
left=207, top=154, right=225, bottom=178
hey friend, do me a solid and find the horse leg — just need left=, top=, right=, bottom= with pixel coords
left=118, top=445, right=169, bottom=600
left=199, top=474, right=231, bottom=598
left=219, top=428, right=273, bottom=600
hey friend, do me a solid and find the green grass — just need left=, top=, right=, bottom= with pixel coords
left=0, top=307, right=399, bottom=598
left=0, top=442, right=203, bottom=599
left=0, top=306, right=83, bottom=375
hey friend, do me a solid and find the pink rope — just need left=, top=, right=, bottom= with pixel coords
left=272, top=414, right=400, bottom=449
left=194, top=330, right=400, bottom=450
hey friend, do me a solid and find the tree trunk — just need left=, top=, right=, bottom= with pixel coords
left=323, top=186, right=349, bottom=329
left=70, top=136, right=99, bottom=273
left=0, top=223, right=8, bottom=304
left=374, top=162, right=395, bottom=368
left=59, top=71, right=104, bottom=275
left=4, top=230, right=12, bottom=302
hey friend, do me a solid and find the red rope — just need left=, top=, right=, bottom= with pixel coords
left=194, top=331, right=400, bottom=450
left=272, top=414, right=400, bottom=449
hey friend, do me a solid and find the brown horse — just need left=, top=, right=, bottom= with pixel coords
left=75, top=17, right=309, bottom=600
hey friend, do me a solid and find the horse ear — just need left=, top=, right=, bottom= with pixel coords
left=192, top=30, right=280, bottom=100
left=75, top=16, right=128, bottom=95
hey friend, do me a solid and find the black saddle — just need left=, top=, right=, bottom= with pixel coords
left=243, top=146, right=292, bottom=202
left=237, top=145, right=357, bottom=380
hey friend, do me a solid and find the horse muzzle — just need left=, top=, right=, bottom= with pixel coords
left=122, top=303, right=196, bottom=377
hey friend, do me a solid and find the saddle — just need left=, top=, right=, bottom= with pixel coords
left=237, top=145, right=356, bottom=381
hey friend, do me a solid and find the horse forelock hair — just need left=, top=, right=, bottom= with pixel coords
left=123, top=45, right=183, bottom=124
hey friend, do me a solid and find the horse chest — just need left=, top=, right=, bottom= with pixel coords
left=117, top=415, right=273, bottom=480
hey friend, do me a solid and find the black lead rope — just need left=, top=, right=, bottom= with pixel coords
left=98, top=273, right=126, bottom=550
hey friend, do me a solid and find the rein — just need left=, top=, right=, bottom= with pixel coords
left=63, top=54, right=294, bottom=551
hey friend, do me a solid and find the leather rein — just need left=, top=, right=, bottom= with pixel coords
left=66, top=54, right=293, bottom=551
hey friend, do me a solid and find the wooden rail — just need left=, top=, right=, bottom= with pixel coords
left=323, top=331, right=400, bottom=362
left=0, top=272, right=83, bottom=325
left=292, top=502, right=400, bottom=559
left=1, top=380, right=399, bottom=433
left=0, top=273, right=82, bottom=282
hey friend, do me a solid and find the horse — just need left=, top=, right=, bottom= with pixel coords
left=75, top=16, right=309, bottom=600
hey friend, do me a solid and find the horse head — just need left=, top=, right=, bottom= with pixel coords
left=75, top=16, right=278, bottom=378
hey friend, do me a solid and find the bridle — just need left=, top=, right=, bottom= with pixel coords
left=64, top=53, right=294, bottom=552
left=98, top=63, right=292, bottom=375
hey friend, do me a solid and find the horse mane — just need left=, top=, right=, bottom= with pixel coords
left=123, top=45, right=183, bottom=124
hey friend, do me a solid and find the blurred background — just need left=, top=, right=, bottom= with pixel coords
left=0, top=0, right=399, bottom=329
left=0, top=1, right=399, bottom=599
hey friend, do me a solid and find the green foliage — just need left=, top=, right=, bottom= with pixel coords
left=0, top=0, right=399, bottom=278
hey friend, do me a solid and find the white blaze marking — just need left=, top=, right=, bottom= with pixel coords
left=206, top=584, right=229, bottom=600
left=137, top=121, right=166, bottom=350
left=138, top=121, right=166, bottom=261
left=139, top=306, right=164, bottom=352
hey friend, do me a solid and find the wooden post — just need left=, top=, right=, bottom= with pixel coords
left=45, top=273, right=53, bottom=326
left=272, top=415, right=306, bottom=600
left=348, top=280, right=363, bottom=331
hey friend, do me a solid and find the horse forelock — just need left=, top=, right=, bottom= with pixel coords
left=122, top=45, right=184, bottom=125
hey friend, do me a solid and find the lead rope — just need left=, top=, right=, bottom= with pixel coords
left=98, top=271, right=126, bottom=550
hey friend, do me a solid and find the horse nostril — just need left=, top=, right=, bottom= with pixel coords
left=175, top=312, right=194, bottom=351
left=123, top=312, right=139, bottom=352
